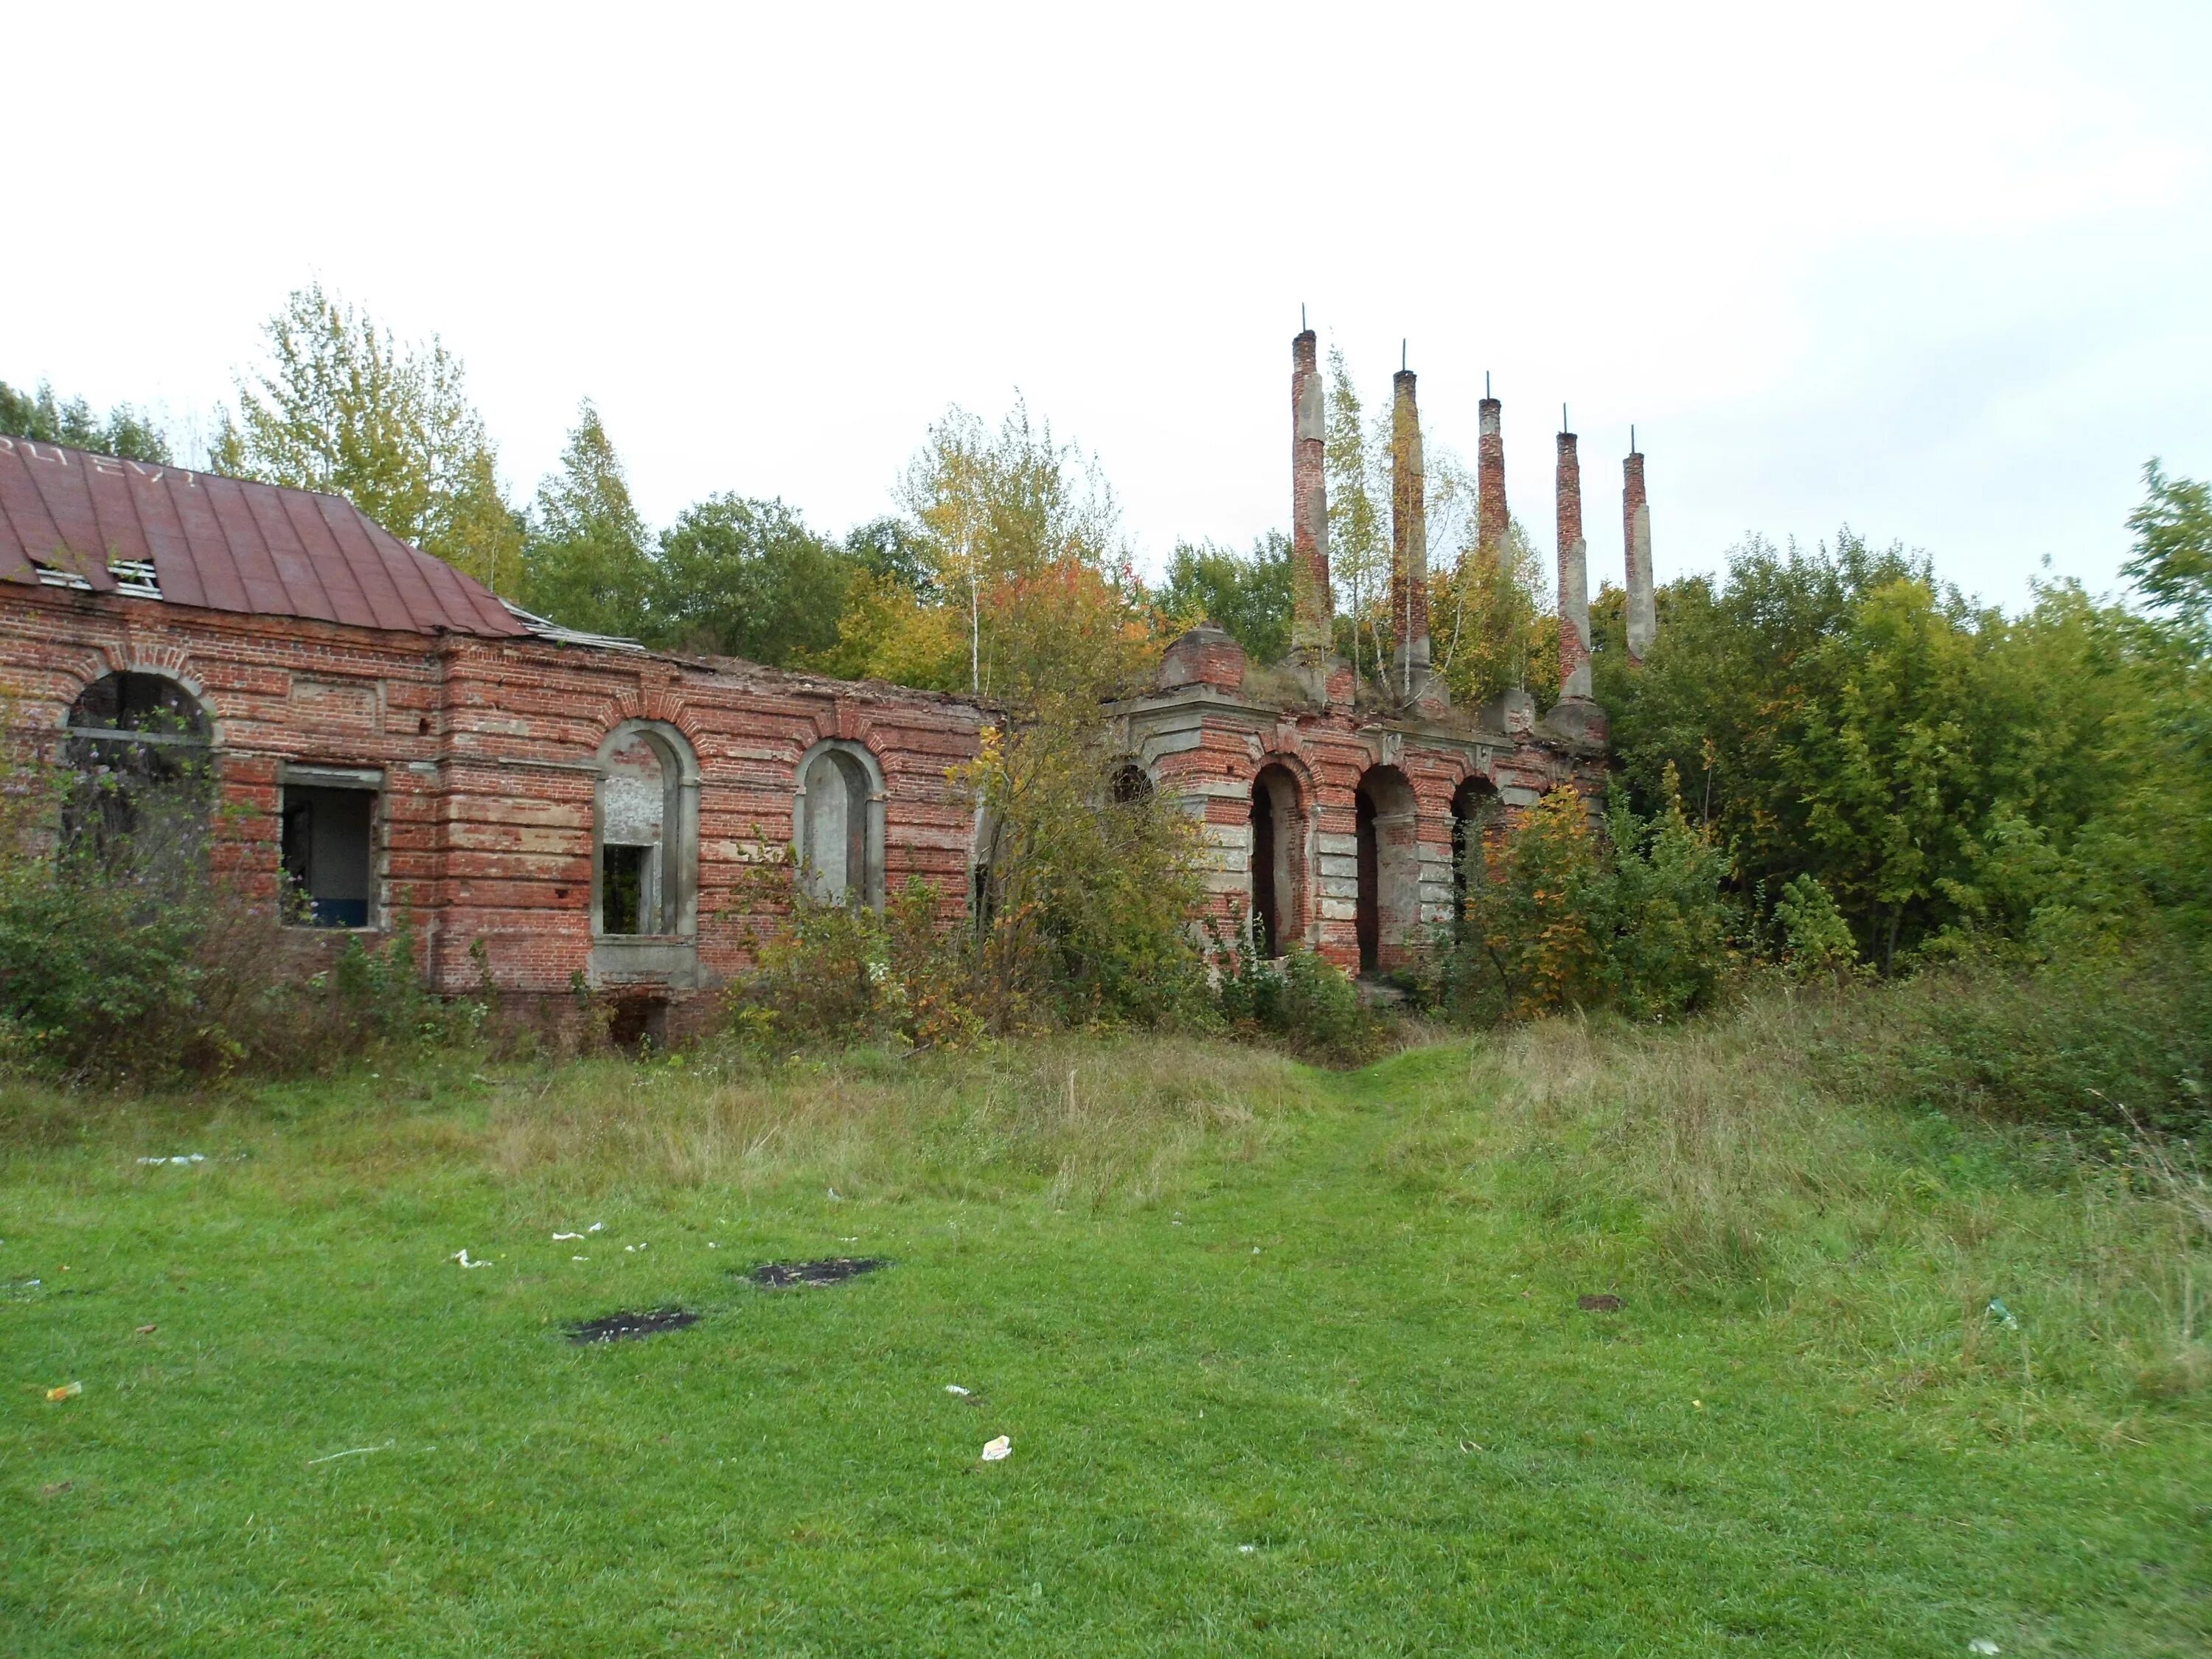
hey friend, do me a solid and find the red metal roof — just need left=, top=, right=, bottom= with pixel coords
left=0, top=436, right=526, bottom=638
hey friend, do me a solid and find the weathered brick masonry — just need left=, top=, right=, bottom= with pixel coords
left=0, top=330, right=1649, bottom=1011
left=0, top=434, right=987, bottom=1033
left=1105, top=334, right=1613, bottom=976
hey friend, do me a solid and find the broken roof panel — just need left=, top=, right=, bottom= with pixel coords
left=0, top=436, right=527, bottom=638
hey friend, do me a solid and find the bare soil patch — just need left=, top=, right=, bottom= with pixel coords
left=746, top=1258, right=886, bottom=1290
left=566, top=1307, right=700, bottom=1344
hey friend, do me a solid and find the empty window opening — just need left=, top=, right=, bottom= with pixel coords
left=63, top=672, right=212, bottom=886
left=599, top=729, right=679, bottom=936
left=280, top=785, right=376, bottom=928
left=1354, top=765, right=1419, bottom=975
left=1250, top=762, right=1306, bottom=959
left=601, top=844, right=651, bottom=936
left=799, top=744, right=880, bottom=907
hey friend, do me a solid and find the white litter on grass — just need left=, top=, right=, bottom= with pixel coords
left=624, top=1242, right=649, bottom=1253
left=1238, top=1544, right=1256, bottom=1554
left=827, top=1188, right=844, bottom=1202
left=840, top=1237, right=859, bottom=1243
left=553, top=1231, right=585, bottom=1241
left=587, top=1222, right=605, bottom=1234
left=707, top=1242, right=718, bottom=1249
left=945, top=1385, right=970, bottom=1396
left=980, top=1436, right=1012, bottom=1462
left=453, top=1250, right=491, bottom=1269
left=307, top=1439, right=396, bottom=1466
left=1969, top=1644, right=2001, bottom=1656
left=572, top=1256, right=588, bottom=1262
left=137, top=1154, right=206, bottom=1166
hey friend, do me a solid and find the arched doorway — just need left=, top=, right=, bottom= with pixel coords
left=1450, top=775, right=1500, bottom=927
left=1354, top=765, right=1419, bottom=973
left=1250, top=762, right=1306, bottom=958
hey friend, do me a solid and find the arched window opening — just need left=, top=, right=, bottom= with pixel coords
left=1110, top=762, right=1153, bottom=805
left=1250, top=762, right=1306, bottom=959
left=1354, top=765, right=1419, bottom=975
left=596, top=725, right=694, bottom=938
left=63, top=672, right=213, bottom=889
left=795, top=740, right=885, bottom=908
left=1450, top=776, right=1501, bottom=927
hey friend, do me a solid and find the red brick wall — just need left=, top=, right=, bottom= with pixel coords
left=0, top=585, right=988, bottom=1009
left=1133, top=689, right=1603, bottom=973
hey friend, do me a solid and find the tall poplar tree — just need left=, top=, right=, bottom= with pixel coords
left=518, top=401, right=656, bottom=639
left=212, top=284, right=524, bottom=594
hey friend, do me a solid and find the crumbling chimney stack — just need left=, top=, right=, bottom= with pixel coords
left=1389, top=366, right=1433, bottom=699
left=1624, top=439, right=1656, bottom=664
left=1556, top=425, right=1591, bottom=701
left=1477, top=385, right=1507, bottom=574
left=1290, top=329, right=1332, bottom=655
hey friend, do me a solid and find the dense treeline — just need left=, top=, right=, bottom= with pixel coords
left=1590, top=487, right=2212, bottom=965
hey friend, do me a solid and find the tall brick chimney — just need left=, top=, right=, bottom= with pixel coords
left=1556, top=422, right=1591, bottom=700
left=1389, top=366, right=1431, bottom=698
left=1624, top=439, right=1656, bottom=664
left=1290, top=329, right=1332, bottom=655
left=1477, top=385, right=1507, bottom=575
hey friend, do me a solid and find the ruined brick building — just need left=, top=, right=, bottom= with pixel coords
left=0, top=328, right=1655, bottom=1028
left=1111, top=330, right=1653, bottom=971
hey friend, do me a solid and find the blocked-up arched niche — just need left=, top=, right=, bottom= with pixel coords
left=794, top=740, right=886, bottom=908
left=1249, top=762, right=1307, bottom=959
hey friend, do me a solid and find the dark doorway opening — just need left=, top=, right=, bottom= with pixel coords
left=1355, top=787, right=1380, bottom=973
left=1251, top=779, right=1280, bottom=957
left=1450, top=777, right=1499, bottom=928
left=1354, top=765, right=1418, bottom=975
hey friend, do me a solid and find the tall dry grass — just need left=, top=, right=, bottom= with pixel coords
left=1450, top=994, right=2212, bottom=1416
left=484, top=1035, right=1316, bottom=1211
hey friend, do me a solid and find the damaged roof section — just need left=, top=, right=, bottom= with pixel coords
left=0, top=436, right=526, bottom=639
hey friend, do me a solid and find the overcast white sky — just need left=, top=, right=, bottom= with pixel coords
left=8, top=1, right=2208, bottom=610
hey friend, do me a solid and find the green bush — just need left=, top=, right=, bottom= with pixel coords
left=1208, top=919, right=1385, bottom=1066
left=728, top=875, right=985, bottom=1054
left=1428, top=777, right=1736, bottom=1024
left=1804, top=936, right=2211, bottom=1144
left=0, top=748, right=472, bottom=1085
left=1773, top=874, right=1860, bottom=978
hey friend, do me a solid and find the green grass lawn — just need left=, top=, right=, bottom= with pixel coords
left=4, top=1021, right=2206, bottom=1655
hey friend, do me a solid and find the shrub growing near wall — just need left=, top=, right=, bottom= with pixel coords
left=0, top=747, right=470, bottom=1085
left=731, top=699, right=1213, bottom=1051
left=1430, top=778, right=1736, bottom=1023
left=1207, top=917, right=1385, bottom=1066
